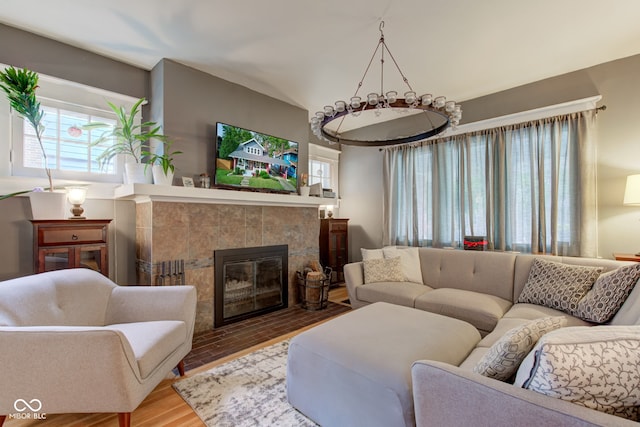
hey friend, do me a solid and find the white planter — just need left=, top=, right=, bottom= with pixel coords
left=28, top=191, right=67, bottom=220
left=124, top=163, right=153, bottom=184
left=299, top=186, right=310, bottom=197
left=152, top=165, right=175, bottom=185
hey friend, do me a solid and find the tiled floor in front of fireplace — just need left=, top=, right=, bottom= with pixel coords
left=183, top=286, right=352, bottom=371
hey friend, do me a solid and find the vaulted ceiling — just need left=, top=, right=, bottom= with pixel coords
left=2, top=0, right=640, bottom=120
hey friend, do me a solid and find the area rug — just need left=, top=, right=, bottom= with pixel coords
left=173, top=340, right=317, bottom=427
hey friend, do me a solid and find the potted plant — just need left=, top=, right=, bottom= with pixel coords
left=143, top=139, right=182, bottom=185
left=85, top=97, right=168, bottom=184
left=299, top=173, right=310, bottom=196
left=0, top=66, right=66, bottom=218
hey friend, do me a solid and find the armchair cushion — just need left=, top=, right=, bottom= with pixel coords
left=106, top=321, right=187, bottom=378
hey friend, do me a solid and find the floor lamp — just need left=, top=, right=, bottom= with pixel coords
left=623, top=174, right=640, bottom=255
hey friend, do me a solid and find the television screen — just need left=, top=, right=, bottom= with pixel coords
left=214, top=122, right=298, bottom=193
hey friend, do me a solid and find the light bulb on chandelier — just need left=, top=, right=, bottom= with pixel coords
left=310, top=21, right=462, bottom=147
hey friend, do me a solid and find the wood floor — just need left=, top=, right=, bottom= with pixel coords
left=4, top=287, right=350, bottom=427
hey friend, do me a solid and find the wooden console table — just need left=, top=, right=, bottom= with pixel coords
left=613, top=253, right=640, bottom=262
left=31, top=219, right=112, bottom=276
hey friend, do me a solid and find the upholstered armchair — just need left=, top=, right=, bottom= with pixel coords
left=0, top=269, right=197, bottom=427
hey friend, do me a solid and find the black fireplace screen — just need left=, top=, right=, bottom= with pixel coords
left=214, top=245, right=288, bottom=327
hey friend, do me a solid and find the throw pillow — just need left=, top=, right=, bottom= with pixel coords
left=515, top=325, right=640, bottom=421
left=517, top=258, right=603, bottom=315
left=473, top=316, right=566, bottom=382
left=363, top=257, right=404, bottom=284
left=361, top=248, right=384, bottom=260
left=382, top=246, right=423, bottom=284
left=574, top=263, right=640, bottom=324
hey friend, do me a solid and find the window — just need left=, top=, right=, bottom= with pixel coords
left=309, top=159, right=331, bottom=189
left=1, top=65, right=141, bottom=184
left=384, top=111, right=597, bottom=257
left=308, top=144, right=339, bottom=196
left=18, top=103, right=117, bottom=176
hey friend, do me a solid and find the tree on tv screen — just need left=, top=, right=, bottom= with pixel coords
left=218, top=124, right=252, bottom=159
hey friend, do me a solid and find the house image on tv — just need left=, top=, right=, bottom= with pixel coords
left=277, top=148, right=298, bottom=179
left=228, top=138, right=292, bottom=177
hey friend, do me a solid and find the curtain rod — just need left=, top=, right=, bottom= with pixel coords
left=378, top=103, right=607, bottom=151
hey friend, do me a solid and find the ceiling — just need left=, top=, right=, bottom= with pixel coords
left=2, top=0, right=640, bottom=122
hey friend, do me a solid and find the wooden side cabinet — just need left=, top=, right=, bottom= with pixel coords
left=319, top=218, right=349, bottom=285
left=31, top=219, right=112, bottom=277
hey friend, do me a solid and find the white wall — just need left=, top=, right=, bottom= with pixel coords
left=339, top=145, right=384, bottom=263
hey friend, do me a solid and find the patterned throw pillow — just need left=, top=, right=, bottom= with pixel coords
left=518, top=326, right=640, bottom=421
left=363, top=257, right=404, bottom=284
left=517, top=259, right=603, bottom=315
left=473, top=316, right=566, bottom=381
left=574, top=263, right=640, bottom=323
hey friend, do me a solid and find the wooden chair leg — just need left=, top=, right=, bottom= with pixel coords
left=0, top=415, right=6, bottom=427
left=177, top=359, right=185, bottom=376
left=118, top=412, right=131, bottom=427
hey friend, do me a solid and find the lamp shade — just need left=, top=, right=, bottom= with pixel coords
left=623, top=174, right=640, bottom=205
left=66, top=186, right=87, bottom=205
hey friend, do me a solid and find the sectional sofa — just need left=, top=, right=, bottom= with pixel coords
left=286, top=247, right=640, bottom=426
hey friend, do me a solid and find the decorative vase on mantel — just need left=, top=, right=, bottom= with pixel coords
left=299, top=186, right=310, bottom=197
left=124, top=163, right=153, bottom=184
left=28, top=191, right=67, bottom=220
left=152, top=165, right=174, bottom=186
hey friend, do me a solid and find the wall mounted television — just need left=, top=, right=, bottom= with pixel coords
left=214, top=122, right=298, bottom=193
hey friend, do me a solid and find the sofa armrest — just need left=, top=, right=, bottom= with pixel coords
left=344, top=262, right=367, bottom=308
left=0, top=326, right=143, bottom=414
left=411, top=360, right=636, bottom=427
left=105, top=285, right=197, bottom=328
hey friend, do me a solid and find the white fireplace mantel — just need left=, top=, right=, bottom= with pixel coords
left=114, top=183, right=337, bottom=207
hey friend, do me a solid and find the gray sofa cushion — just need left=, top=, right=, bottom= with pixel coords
left=504, top=303, right=593, bottom=327
left=418, top=248, right=516, bottom=301
left=414, top=288, right=512, bottom=334
left=357, top=282, right=432, bottom=307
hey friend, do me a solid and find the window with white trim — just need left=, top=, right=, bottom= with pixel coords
left=308, top=144, right=340, bottom=195
left=15, top=101, right=117, bottom=178
left=2, top=65, right=141, bottom=184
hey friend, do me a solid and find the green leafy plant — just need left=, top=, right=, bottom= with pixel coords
left=0, top=66, right=53, bottom=192
left=142, top=139, right=182, bottom=176
left=84, top=97, right=167, bottom=168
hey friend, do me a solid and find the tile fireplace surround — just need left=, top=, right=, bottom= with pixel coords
left=135, top=200, right=320, bottom=333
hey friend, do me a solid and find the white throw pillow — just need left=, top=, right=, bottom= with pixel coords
left=382, top=246, right=423, bottom=284
left=515, top=325, right=640, bottom=421
left=361, top=248, right=384, bottom=260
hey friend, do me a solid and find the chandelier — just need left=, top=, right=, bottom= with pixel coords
left=310, top=22, right=462, bottom=147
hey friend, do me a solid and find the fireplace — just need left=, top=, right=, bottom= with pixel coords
left=214, top=245, right=288, bottom=327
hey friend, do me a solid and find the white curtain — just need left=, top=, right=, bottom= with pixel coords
left=383, top=110, right=597, bottom=257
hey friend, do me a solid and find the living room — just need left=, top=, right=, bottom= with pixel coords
left=2, top=1, right=640, bottom=426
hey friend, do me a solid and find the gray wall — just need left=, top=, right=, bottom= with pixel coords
left=152, top=59, right=310, bottom=182
left=340, top=53, right=640, bottom=262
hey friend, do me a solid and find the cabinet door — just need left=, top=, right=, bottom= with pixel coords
left=38, top=247, right=73, bottom=272
left=76, top=245, right=108, bottom=275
